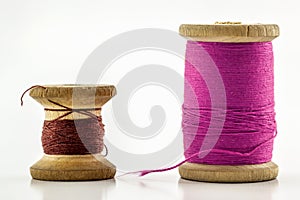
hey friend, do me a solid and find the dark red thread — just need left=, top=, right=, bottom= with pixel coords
left=42, top=118, right=104, bottom=155
left=20, top=85, right=46, bottom=106
left=43, top=102, right=105, bottom=155
left=21, top=85, right=106, bottom=155
left=44, top=99, right=102, bottom=122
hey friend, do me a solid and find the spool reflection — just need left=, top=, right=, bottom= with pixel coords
left=178, top=178, right=278, bottom=200
left=30, top=179, right=115, bottom=200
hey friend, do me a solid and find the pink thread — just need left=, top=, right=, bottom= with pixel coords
left=135, top=41, right=277, bottom=176
left=184, top=41, right=276, bottom=165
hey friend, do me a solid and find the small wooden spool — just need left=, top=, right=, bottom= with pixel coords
left=29, top=84, right=116, bottom=181
left=178, top=22, right=280, bottom=183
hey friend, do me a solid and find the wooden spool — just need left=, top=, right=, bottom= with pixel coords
left=29, top=84, right=116, bottom=181
left=178, top=22, right=280, bottom=183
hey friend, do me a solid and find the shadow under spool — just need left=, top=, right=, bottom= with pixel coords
left=178, top=23, right=280, bottom=183
left=29, top=84, right=116, bottom=181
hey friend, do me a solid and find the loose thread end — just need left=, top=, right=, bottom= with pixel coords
left=115, top=169, right=157, bottom=178
left=20, top=85, right=46, bottom=106
left=118, top=156, right=195, bottom=178
left=118, top=144, right=278, bottom=178
left=139, top=170, right=153, bottom=177
left=116, top=171, right=141, bottom=178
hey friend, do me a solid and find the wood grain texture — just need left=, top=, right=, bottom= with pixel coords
left=179, top=23, right=279, bottom=42
left=30, top=84, right=116, bottom=181
left=179, top=162, right=278, bottom=183
left=30, top=84, right=116, bottom=120
left=30, top=154, right=116, bottom=181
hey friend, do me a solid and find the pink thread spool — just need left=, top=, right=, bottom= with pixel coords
left=178, top=22, right=280, bottom=182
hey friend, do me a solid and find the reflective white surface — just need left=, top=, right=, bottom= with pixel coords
left=1, top=171, right=299, bottom=200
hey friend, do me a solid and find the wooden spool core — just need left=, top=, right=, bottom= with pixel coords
left=29, top=84, right=116, bottom=181
left=178, top=23, right=279, bottom=183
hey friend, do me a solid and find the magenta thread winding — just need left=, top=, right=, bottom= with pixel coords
left=183, top=41, right=277, bottom=165
left=136, top=41, right=278, bottom=177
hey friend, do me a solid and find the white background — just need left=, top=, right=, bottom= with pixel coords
left=1, top=0, right=299, bottom=199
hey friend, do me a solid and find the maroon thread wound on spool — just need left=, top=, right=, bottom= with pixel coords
left=21, top=85, right=106, bottom=155
left=42, top=104, right=105, bottom=155
left=42, top=118, right=104, bottom=155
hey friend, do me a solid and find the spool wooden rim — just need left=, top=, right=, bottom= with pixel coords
left=179, top=162, right=278, bottom=183
left=179, top=22, right=280, bottom=42
left=30, top=154, right=116, bottom=181
left=29, top=84, right=116, bottom=111
left=30, top=84, right=116, bottom=98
